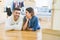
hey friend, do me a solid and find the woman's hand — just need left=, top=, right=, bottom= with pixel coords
left=22, top=16, right=29, bottom=30
left=27, top=28, right=33, bottom=31
left=26, top=16, right=29, bottom=22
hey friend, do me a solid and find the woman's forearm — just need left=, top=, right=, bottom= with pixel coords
left=23, top=20, right=28, bottom=30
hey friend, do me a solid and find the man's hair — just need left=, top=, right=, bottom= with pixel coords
left=13, top=8, right=21, bottom=11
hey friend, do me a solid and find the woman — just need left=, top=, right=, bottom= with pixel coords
left=22, top=7, right=40, bottom=31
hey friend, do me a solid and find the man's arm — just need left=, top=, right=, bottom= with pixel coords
left=5, top=18, right=14, bottom=31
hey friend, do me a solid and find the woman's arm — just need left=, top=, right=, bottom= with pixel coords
left=28, top=17, right=39, bottom=31
left=22, top=17, right=29, bottom=30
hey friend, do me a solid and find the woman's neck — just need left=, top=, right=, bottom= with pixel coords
left=29, top=16, right=32, bottom=19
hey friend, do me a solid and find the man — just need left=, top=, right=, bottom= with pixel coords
left=5, top=8, right=23, bottom=31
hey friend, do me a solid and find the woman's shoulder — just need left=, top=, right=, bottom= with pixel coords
left=33, top=16, right=38, bottom=20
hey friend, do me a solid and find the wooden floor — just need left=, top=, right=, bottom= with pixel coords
left=0, top=23, right=42, bottom=40
left=0, top=23, right=60, bottom=40
left=43, top=29, right=60, bottom=40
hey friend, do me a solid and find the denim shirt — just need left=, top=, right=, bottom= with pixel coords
left=23, top=16, right=40, bottom=31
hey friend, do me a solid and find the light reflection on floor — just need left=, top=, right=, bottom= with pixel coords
left=0, top=23, right=42, bottom=40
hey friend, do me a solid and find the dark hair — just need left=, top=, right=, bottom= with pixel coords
left=26, top=7, right=34, bottom=16
left=13, top=8, right=21, bottom=11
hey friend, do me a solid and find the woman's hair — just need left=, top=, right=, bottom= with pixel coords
left=26, top=7, right=34, bottom=16
left=22, top=7, right=35, bottom=30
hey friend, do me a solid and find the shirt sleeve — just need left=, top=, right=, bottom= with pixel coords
left=32, top=17, right=39, bottom=31
left=5, top=16, right=23, bottom=30
left=5, top=18, right=13, bottom=30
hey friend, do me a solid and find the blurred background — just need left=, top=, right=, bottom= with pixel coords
left=0, top=0, right=60, bottom=40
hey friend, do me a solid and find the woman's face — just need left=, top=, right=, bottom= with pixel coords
left=25, top=10, right=31, bottom=19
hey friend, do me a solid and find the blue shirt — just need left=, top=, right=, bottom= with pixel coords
left=23, top=16, right=40, bottom=31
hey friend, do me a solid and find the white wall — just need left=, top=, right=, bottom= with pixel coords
left=53, top=10, right=60, bottom=30
left=24, top=0, right=36, bottom=8
left=0, top=0, right=7, bottom=23
left=53, top=0, right=60, bottom=30
left=35, top=0, right=52, bottom=8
